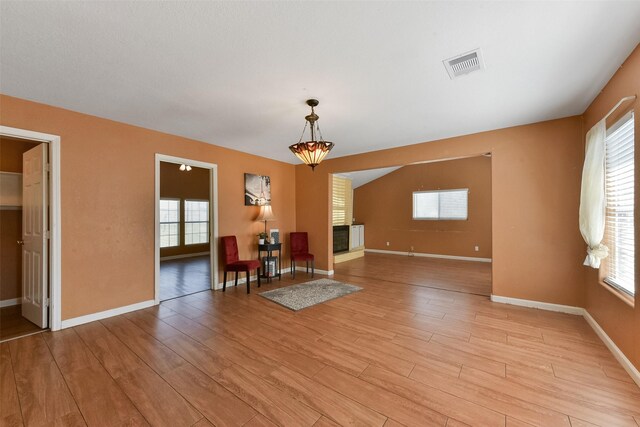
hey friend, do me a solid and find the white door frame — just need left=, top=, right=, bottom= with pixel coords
left=0, top=125, right=62, bottom=331
left=154, top=154, right=219, bottom=304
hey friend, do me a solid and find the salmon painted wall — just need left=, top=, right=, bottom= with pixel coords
left=1, top=136, right=40, bottom=172
left=353, top=156, right=492, bottom=258
left=582, top=44, right=639, bottom=371
left=0, top=95, right=296, bottom=320
left=159, top=162, right=210, bottom=258
left=297, top=116, right=585, bottom=306
left=0, top=137, right=39, bottom=301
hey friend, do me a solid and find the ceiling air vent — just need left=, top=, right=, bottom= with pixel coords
left=443, top=49, right=484, bottom=79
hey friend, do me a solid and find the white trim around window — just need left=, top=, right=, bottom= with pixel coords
left=602, top=111, right=635, bottom=297
left=184, top=199, right=210, bottom=245
left=412, top=188, right=469, bottom=220
left=159, top=198, right=180, bottom=248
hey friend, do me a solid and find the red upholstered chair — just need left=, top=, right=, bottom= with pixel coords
left=220, top=236, right=261, bottom=294
left=290, top=232, right=314, bottom=279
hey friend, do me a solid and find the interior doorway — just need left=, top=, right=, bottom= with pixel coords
left=331, top=154, right=493, bottom=296
left=155, top=155, right=218, bottom=303
left=0, top=131, right=60, bottom=341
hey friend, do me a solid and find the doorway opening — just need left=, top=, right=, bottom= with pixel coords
left=155, top=155, right=218, bottom=303
left=331, top=154, right=493, bottom=296
left=0, top=127, right=62, bottom=340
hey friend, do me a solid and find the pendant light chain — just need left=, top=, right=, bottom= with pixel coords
left=315, top=122, right=324, bottom=142
left=297, top=120, right=309, bottom=144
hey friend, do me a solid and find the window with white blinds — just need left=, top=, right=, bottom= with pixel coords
left=603, top=112, right=635, bottom=296
left=332, top=176, right=353, bottom=226
left=413, top=189, right=468, bottom=220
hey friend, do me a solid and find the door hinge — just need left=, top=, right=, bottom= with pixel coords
left=45, top=298, right=50, bottom=307
left=45, top=231, right=51, bottom=239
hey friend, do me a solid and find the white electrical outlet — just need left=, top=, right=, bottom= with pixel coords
left=474, top=246, right=479, bottom=252
left=410, top=246, right=414, bottom=251
left=386, top=241, right=390, bottom=246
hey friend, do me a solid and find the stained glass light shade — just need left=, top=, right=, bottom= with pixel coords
left=289, top=140, right=334, bottom=171
left=289, top=99, right=335, bottom=171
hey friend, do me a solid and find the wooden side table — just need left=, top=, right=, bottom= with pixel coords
left=258, top=242, right=282, bottom=282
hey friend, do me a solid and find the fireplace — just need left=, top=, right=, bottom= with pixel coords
left=333, top=225, right=350, bottom=254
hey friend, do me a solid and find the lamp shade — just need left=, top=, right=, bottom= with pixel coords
left=256, top=205, right=276, bottom=222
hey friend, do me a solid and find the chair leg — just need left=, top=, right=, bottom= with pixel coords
left=311, top=260, right=314, bottom=278
left=235, top=272, right=238, bottom=287
left=257, top=268, right=261, bottom=287
left=306, top=261, right=309, bottom=274
left=223, top=271, right=227, bottom=292
left=291, top=260, right=296, bottom=279
left=246, top=269, right=250, bottom=294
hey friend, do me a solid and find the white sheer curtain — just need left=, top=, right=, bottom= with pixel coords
left=579, top=119, right=608, bottom=268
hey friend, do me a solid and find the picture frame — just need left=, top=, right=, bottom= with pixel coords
left=244, top=173, right=271, bottom=206
left=269, top=229, right=280, bottom=244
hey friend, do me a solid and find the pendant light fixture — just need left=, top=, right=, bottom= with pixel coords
left=289, top=99, right=334, bottom=171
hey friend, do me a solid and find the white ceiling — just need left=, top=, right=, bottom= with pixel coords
left=336, top=167, right=402, bottom=189
left=2, top=1, right=639, bottom=164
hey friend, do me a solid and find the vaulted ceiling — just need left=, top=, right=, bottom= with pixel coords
left=1, top=1, right=639, bottom=163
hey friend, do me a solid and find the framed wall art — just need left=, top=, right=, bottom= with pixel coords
left=244, top=173, right=271, bottom=206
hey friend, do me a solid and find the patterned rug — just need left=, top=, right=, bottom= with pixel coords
left=258, top=278, right=362, bottom=311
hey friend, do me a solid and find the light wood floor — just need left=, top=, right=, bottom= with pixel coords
left=2, top=255, right=639, bottom=426
left=335, top=252, right=492, bottom=296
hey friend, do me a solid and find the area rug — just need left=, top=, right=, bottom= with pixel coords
left=258, top=278, right=362, bottom=311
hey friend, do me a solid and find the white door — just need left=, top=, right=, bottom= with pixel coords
left=22, top=144, right=48, bottom=328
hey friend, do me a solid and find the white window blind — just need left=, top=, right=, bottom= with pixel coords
left=160, top=199, right=180, bottom=247
left=185, top=200, right=209, bottom=245
left=603, top=112, right=635, bottom=296
left=332, top=176, right=353, bottom=226
left=413, top=189, right=468, bottom=220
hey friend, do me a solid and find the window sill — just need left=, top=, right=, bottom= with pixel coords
left=599, top=280, right=635, bottom=308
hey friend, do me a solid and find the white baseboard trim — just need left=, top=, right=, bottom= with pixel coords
left=0, top=297, right=22, bottom=308
left=215, top=268, right=293, bottom=290
left=365, top=248, right=491, bottom=263
left=491, top=294, right=640, bottom=387
left=160, top=252, right=210, bottom=261
left=215, top=272, right=270, bottom=290
left=490, top=295, right=584, bottom=315
left=294, top=266, right=334, bottom=276
left=583, top=310, right=640, bottom=387
left=213, top=266, right=335, bottom=290
left=61, top=299, right=156, bottom=329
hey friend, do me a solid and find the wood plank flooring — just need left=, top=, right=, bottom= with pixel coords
left=1, top=254, right=639, bottom=426
left=160, top=255, right=211, bottom=301
left=0, top=305, right=44, bottom=342
left=335, top=252, right=492, bottom=295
